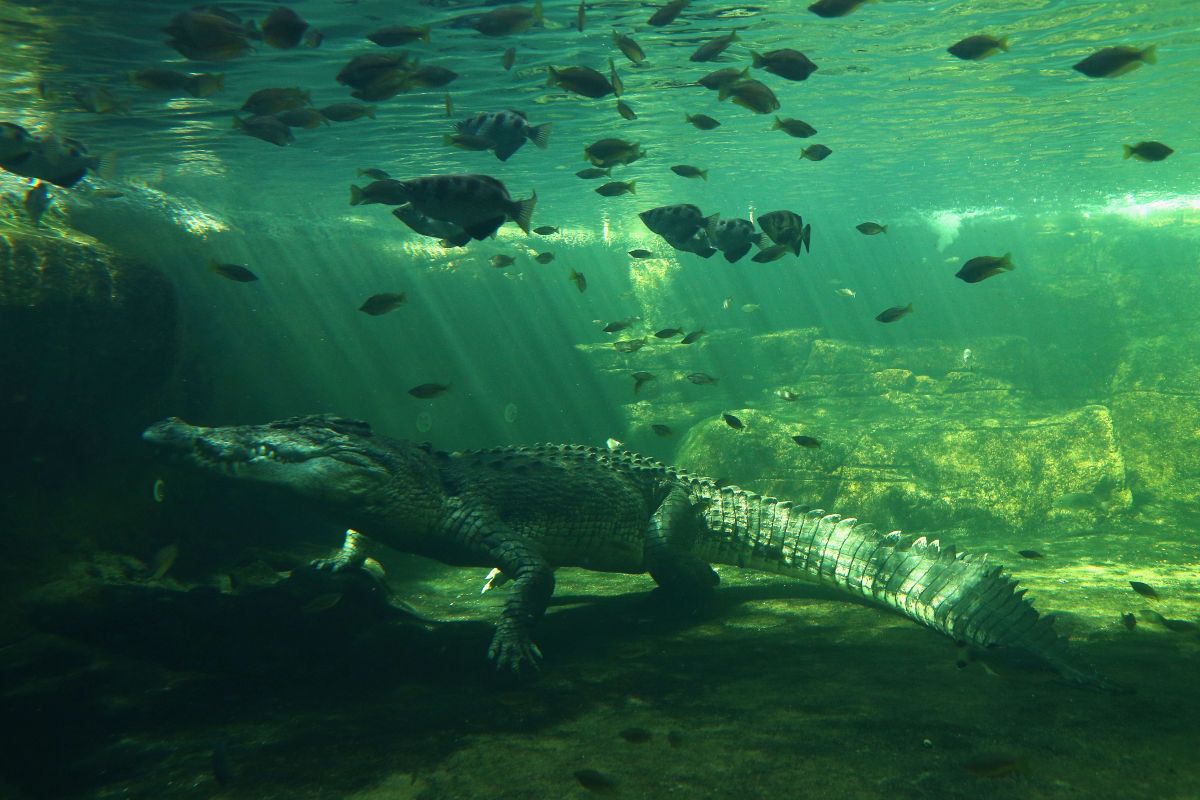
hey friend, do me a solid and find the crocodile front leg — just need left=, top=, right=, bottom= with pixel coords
left=442, top=500, right=554, bottom=671
left=312, top=529, right=370, bottom=572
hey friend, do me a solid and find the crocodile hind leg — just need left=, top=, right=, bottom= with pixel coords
left=312, top=529, right=370, bottom=572
left=645, top=487, right=719, bottom=596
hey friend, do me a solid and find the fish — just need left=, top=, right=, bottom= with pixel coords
left=720, top=79, right=780, bottom=114
left=616, top=100, right=637, bottom=120
left=961, top=348, right=973, bottom=370
left=1140, top=610, right=1198, bottom=633
left=502, top=47, right=517, bottom=71
left=261, top=6, right=310, bottom=49
left=534, top=252, right=555, bottom=264
left=706, top=215, right=763, bottom=263
left=275, top=108, right=328, bottom=129
left=605, top=438, right=622, bottom=451
left=791, top=435, right=821, bottom=448
left=698, top=66, right=748, bottom=91
left=595, top=180, right=636, bottom=197
left=856, top=222, right=887, bottom=236
left=652, top=424, right=673, bottom=437
left=584, top=138, right=644, bottom=167
left=576, top=167, right=612, bottom=179
left=603, top=319, right=633, bottom=333
left=302, top=593, right=343, bottom=613
left=1121, top=612, right=1137, bottom=631
left=751, top=49, right=818, bottom=81
left=359, top=167, right=390, bottom=180
left=547, top=66, right=614, bottom=99
left=808, top=0, right=875, bottom=17
left=405, top=65, right=458, bottom=89
left=628, top=249, right=654, bottom=259
left=875, top=304, right=912, bottom=323
left=233, top=115, right=293, bottom=146
left=947, top=35, right=1009, bottom=61
left=655, top=327, right=683, bottom=338
left=209, top=260, right=258, bottom=282
left=679, top=329, right=705, bottom=344
left=758, top=210, right=810, bottom=255
left=835, top=288, right=856, bottom=298
left=775, top=389, right=798, bottom=401
left=472, top=1, right=544, bottom=36
left=148, top=543, right=180, bottom=580
left=613, top=31, right=646, bottom=64
left=690, top=31, right=739, bottom=62
left=633, top=371, right=655, bottom=393
left=534, top=226, right=559, bottom=235
left=801, top=144, right=832, bottom=161
left=409, top=383, right=450, bottom=398
left=359, top=293, right=407, bottom=315
left=392, top=205, right=470, bottom=246
left=367, top=25, right=431, bottom=46
left=0, top=131, right=107, bottom=187
left=956, top=253, right=1014, bottom=283
left=610, top=59, right=624, bottom=97
left=568, top=269, right=587, bottom=292
left=648, top=0, right=690, bottom=26
left=320, top=103, right=376, bottom=122
left=614, top=338, right=646, bottom=353
left=686, top=113, right=721, bottom=130
left=350, top=179, right=410, bottom=206
left=381, top=174, right=536, bottom=238
left=1073, top=45, right=1155, bottom=78
left=577, top=0, right=586, bottom=32
left=772, top=117, right=817, bottom=138
left=688, top=372, right=718, bottom=385
left=152, top=478, right=166, bottom=502
left=65, top=85, right=133, bottom=115
left=490, top=254, right=516, bottom=268
left=241, top=87, right=310, bottom=116
left=639, top=204, right=715, bottom=257
left=23, top=182, right=51, bottom=225
left=1129, top=580, right=1158, bottom=599
left=741, top=303, right=760, bottom=313
left=454, top=110, right=552, bottom=161
left=751, top=244, right=790, bottom=263
left=336, top=52, right=413, bottom=91
left=1123, top=141, right=1173, bottom=162
left=670, top=164, right=708, bottom=180
left=133, top=68, right=225, bottom=98
left=723, top=413, right=744, bottom=430
left=1017, top=549, right=1043, bottom=559
left=164, top=10, right=253, bottom=60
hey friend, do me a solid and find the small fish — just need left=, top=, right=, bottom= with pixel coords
left=547, top=65, right=614, bottom=99
left=366, top=25, right=431, bottom=46
left=616, top=100, right=637, bottom=120
left=835, top=288, right=856, bottom=298
left=358, top=167, right=390, bottom=180
left=655, top=327, right=683, bottom=338
left=584, top=138, right=644, bottom=167
left=241, top=87, right=311, bottom=116
left=648, top=0, right=690, bottom=27
left=613, top=31, right=646, bottom=64
left=1017, top=549, right=1043, bottom=559
left=575, top=768, right=617, bottom=794
left=534, top=252, right=555, bottom=264
left=409, top=383, right=450, bottom=398
left=148, top=543, right=179, bottom=580
left=775, top=389, right=798, bottom=401
left=232, top=115, right=293, bottom=146
left=1129, top=580, right=1158, bottom=599
left=751, top=48, right=818, bottom=81
left=688, top=372, right=718, bottom=385
left=772, top=116, right=817, bottom=138
left=961, top=348, right=973, bottom=369
left=276, top=107, right=328, bottom=129
left=808, top=0, right=874, bottom=18
left=576, top=167, right=612, bottom=179
left=1073, top=45, right=1156, bottom=78
left=209, top=260, right=258, bottom=282
left=534, top=225, right=559, bottom=235
left=751, top=244, right=790, bottom=263
left=1120, top=612, right=1137, bottom=631
left=605, top=438, right=622, bottom=450
left=261, top=6, right=311, bottom=49
left=302, top=593, right=343, bottom=613
left=670, top=164, right=708, bottom=180
left=686, top=113, right=721, bottom=130
left=614, top=338, right=646, bottom=353
left=698, top=66, right=748, bottom=91
left=569, top=268, right=587, bottom=292
left=792, top=435, right=821, bottom=449
left=723, top=413, right=744, bottom=430
left=502, top=47, right=517, bottom=71
left=320, top=103, right=376, bottom=122
left=619, top=727, right=652, bottom=743
left=720, top=79, right=780, bottom=114
left=875, top=304, right=912, bottom=323
left=948, top=35, right=1009, bottom=61
left=633, top=371, right=655, bottom=393
left=856, top=222, right=887, bottom=235
left=473, top=1, right=544, bottom=36
left=1140, top=610, right=1198, bottom=633
left=359, top=292, right=407, bottom=315
left=152, top=478, right=166, bottom=503
left=490, top=254, right=516, bottom=268
left=690, top=31, right=739, bottom=63
left=595, top=180, right=637, bottom=197
left=609, top=59, right=624, bottom=97
left=956, top=253, right=1014, bottom=284
left=577, top=0, right=586, bottom=32
left=651, top=424, right=673, bottom=437
left=628, top=249, right=654, bottom=258
left=603, top=319, right=633, bottom=333
left=1123, top=141, right=1173, bottom=162
left=723, top=297, right=733, bottom=310
left=23, top=182, right=51, bottom=225
left=679, top=329, right=705, bottom=344
left=801, top=144, right=832, bottom=161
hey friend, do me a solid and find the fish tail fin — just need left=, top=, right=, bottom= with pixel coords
left=545, top=66, right=558, bottom=87
left=513, top=190, right=536, bottom=234
left=905, top=303, right=914, bottom=313
left=419, top=25, right=431, bottom=43
left=301, top=89, right=312, bottom=106
left=704, top=212, right=720, bottom=235
left=998, top=37, right=1010, bottom=52
left=349, top=185, right=364, bottom=206
left=751, top=50, right=764, bottom=68
left=802, top=223, right=812, bottom=253
left=1122, top=144, right=1134, bottom=159
left=700, top=169, right=708, bottom=181
left=1001, top=252, right=1015, bottom=270
left=528, top=122, right=552, bottom=149
left=684, top=113, right=693, bottom=122
left=207, top=258, right=221, bottom=274
left=1140, top=44, right=1157, bottom=64
left=627, top=180, right=636, bottom=194
left=602, top=167, right=612, bottom=177
left=717, top=85, right=732, bottom=101
left=881, top=225, right=888, bottom=233
left=441, top=134, right=455, bottom=147
left=533, top=0, right=545, bottom=24
left=94, top=151, right=119, bottom=181
left=232, top=115, right=246, bottom=131
left=364, top=105, right=377, bottom=119
left=772, top=115, right=782, bottom=129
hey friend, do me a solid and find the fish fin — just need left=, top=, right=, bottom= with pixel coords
left=627, top=180, right=636, bottom=194
left=725, top=242, right=751, bottom=263
left=442, top=233, right=472, bottom=248
left=465, top=217, right=504, bottom=240
left=704, top=212, right=720, bottom=236
left=772, top=115, right=782, bottom=129
left=513, top=190, right=536, bottom=234
left=232, top=116, right=246, bottom=131
left=207, top=258, right=221, bottom=274
left=1001, top=252, right=1015, bottom=270
left=880, top=225, right=888, bottom=233
left=802, top=223, right=812, bottom=253
left=527, top=122, right=552, bottom=149
left=94, top=152, right=118, bottom=181
left=533, top=0, right=544, bottom=24
left=1122, top=144, right=1133, bottom=159
left=419, top=25, right=431, bottom=43
left=602, top=167, right=612, bottom=177
left=700, top=169, right=708, bottom=181
left=493, top=140, right=522, bottom=161
left=905, top=303, right=914, bottom=313
left=1140, top=45, right=1156, bottom=64
left=998, top=37, right=1009, bottom=52
left=546, top=66, right=558, bottom=87
left=717, top=85, right=732, bottom=101
left=442, top=134, right=457, bottom=147
left=365, top=105, right=376, bottom=119
left=752, top=50, right=764, bottom=68
left=697, top=247, right=717, bottom=259
left=349, top=185, right=364, bottom=206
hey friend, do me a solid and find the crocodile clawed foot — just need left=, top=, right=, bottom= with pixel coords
left=311, top=529, right=368, bottom=574
left=488, top=628, right=543, bottom=672
left=480, top=567, right=511, bottom=595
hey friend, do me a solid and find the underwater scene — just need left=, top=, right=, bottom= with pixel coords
left=1, top=0, right=1198, bottom=797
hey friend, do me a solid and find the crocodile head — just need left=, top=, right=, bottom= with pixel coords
left=143, top=415, right=445, bottom=521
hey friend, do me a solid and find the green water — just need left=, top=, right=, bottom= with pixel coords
left=0, top=0, right=1198, bottom=798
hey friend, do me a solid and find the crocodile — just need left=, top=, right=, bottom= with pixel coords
left=143, top=414, right=1123, bottom=691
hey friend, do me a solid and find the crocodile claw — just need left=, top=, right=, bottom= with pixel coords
left=488, top=629, right=543, bottom=672
left=480, top=567, right=510, bottom=595
left=311, top=553, right=354, bottom=573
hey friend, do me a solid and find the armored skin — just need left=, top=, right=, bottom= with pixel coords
left=143, top=415, right=1121, bottom=690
